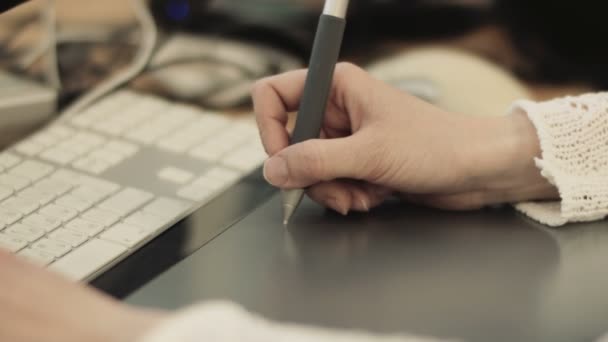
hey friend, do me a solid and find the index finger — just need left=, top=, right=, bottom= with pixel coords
left=252, top=69, right=308, bottom=156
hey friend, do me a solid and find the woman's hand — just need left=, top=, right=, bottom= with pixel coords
left=0, top=250, right=167, bottom=342
left=253, top=63, right=558, bottom=213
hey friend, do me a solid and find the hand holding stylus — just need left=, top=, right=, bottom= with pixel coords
left=253, top=63, right=558, bottom=214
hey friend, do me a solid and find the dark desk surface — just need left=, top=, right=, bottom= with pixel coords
left=126, top=195, right=608, bottom=342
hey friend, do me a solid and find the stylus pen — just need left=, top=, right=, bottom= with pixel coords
left=282, top=0, right=350, bottom=225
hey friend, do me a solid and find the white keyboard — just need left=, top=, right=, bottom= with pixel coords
left=0, top=90, right=267, bottom=281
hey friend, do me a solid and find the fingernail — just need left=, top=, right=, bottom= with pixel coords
left=263, top=156, right=288, bottom=187
left=328, top=197, right=349, bottom=216
left=356, top=198, right=370, bottom=212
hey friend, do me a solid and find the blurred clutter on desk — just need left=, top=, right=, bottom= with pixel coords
left=0, top=0, right=602, bottom=141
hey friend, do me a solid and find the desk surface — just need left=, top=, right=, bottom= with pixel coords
left=127, top=195, right=608, bottom=342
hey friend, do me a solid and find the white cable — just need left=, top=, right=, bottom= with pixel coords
left=61, top=0, right=157, bottom=118
left=44, top=0, right=61, bottom=89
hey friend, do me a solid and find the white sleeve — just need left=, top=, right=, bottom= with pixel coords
left=511, top=92, right=608, bottom=227
left=138, top=301, right=454, bottom=342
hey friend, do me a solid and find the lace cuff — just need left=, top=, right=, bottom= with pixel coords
left=512, top=93, right=608, bottom=226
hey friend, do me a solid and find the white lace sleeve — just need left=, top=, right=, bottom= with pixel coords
left=139, top=301, right=453, bottom=342
left=512, top=92, right=608, bottom=227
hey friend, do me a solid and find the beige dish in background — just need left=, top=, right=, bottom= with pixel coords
left=367, top=47, right=531, bottom=117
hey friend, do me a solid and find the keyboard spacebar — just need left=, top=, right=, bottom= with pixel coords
left=50, top=239, right=127, bottom=281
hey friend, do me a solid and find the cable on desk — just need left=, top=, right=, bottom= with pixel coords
left=61, top=0, right=158, bottom=118
left=44, top=0, right=61, bottom=89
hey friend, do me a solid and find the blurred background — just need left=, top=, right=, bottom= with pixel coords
left=0, top=0, right=605, bottom=114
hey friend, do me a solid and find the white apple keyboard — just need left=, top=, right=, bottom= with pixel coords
left=0, top=90, right=267, bottom=281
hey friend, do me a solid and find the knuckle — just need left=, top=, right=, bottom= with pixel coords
left=251, top=77, right=270, bottom=100
left=332, top=63, right=367, bottom=111
left=334, top=63, right=356, bottom=84
left=335, top=62, right=360, bottom=75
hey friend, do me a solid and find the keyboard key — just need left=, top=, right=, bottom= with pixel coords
left=35, top=178, right=73, bottom=196
left=93, top=121, right=129, bottom=136
left=31, top=238, right=72, bottom=258
left=71, top=186, right=109, bottom=204
left=157, top=167, right=194, bottom=184
left=222, top=146, right=266, bottom=172
left=19, top=187, right=57, bottom=206
left=179, top=121, right=219, bottom=139
left=72, top=157, right=111, bottom=175
left=0, top=206, right=23, bottom=225
left=47, top=125, right=74, bottom=139
left=49, top=228, right=88, bottom=247
left=22, top=213, right=62, bottom=232
left=65, top=218, right=105, bottom=237
left=5, top=223, right=45, bottom=242
left=40, top=147, right=78, bottom=165
left=98, top=188, right=153, bottom=216
left=189, top=142, right=228, bottom=162
left=0, top=153, right=21, bottom=169
left=15, top=141, right=44, bottom=156
left=111, top=109, right=156, bottom=127
left=55, top=194, right=94, bottom=212
left=50, top=169, right=85, bottom=186
left=204, top=167, right=242, bottom=183
left=56, top=141, right=92, bottom=156
left=124, top=211, right=170, bottom=232
left=2, top=196, right=40, bottom=215
left=101, top=223, right=151, bottom=248
left=0, top=185, right=14, bottom=201
left=72, top=132, right=106, bottom=149
left=39, top=204, right=78, bottom=222
left=18, top=248, right=55, bottom=266
left=0, top=233, right=27, bottom=252
left=30, top=132, right=60, bottom=148
left=192, top=175, right=228, bottom=192
left=77, top=177, right=120, bottom=195
left=71, top=109, right=107, bottom=128
left=10, top=160, right=54, bottom=182
left=104, top=140, right=139, bottom=157
left=142, top=197, right=191, bottom=220
left=88, top=149, right=124, bottom=165
left=196, top=112, right=231, bottom=129
left=177, top=184, right=215, bottom=202
left=50, top=239, right=127, bottom=280
left=81, top=208, right=121, bottom=227
left=214, top=131, right=250, bottom=150
left=0, top=173, right=29, bottom=191
left=165, top=105, right=200, bottom=124
left=157, top=136, right=198, bottom=153
left=125, top=125, right=168, bottom=144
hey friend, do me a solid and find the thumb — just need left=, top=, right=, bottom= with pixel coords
left=263, top=137, right=364, bottom=189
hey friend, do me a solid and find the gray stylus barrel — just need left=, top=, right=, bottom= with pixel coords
left=290, top=14, right=346, bottom=145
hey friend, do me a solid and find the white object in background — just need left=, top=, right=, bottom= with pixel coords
left=366, top=47, right=531, bottom=117
left=148, top=34, right=303, bottom=108
left=0, top=71, right=57, bottom=145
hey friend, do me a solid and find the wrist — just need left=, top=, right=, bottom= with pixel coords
left=465, top=111, right=558, bottom=203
